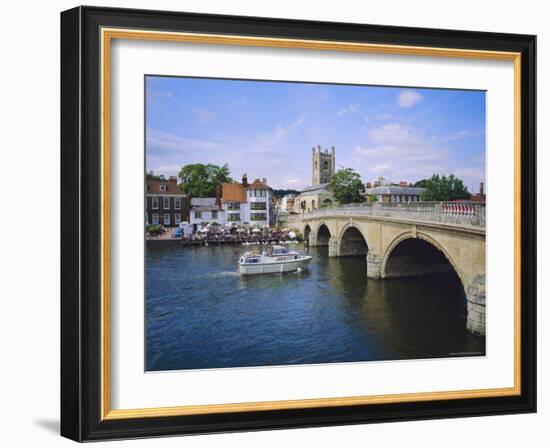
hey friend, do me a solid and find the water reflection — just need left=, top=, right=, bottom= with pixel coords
left=146, top=242, right=484, bottom=371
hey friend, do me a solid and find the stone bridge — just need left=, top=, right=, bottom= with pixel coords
left=279, top=202, right=486, bottom=336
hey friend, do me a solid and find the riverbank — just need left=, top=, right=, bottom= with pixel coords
left=146, top=237, right=304, bottom=246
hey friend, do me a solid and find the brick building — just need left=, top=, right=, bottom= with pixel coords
left=146, top=176, right=189, bottom=227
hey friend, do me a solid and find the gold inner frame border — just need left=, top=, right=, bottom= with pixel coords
left=100, top=27, right=522, bottom=421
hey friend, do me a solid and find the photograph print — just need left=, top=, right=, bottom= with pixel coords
left=145, top=76, right=486, bottom=372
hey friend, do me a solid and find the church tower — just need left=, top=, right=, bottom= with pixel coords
left=311, top=145, right=336, bottom=185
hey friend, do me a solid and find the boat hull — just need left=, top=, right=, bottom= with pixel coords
left=239, top=256, right=312, bottom=275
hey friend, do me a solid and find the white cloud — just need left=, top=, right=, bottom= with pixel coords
left=256, top=115, right=305, bottom=150
left=148, top=164, right=181, bottom=177
left=337, top=103, right=360, bottom=116
left=351, top=123, right=449, bottom=182
left=348, top=122, right=485, bottom=190
left=193, top=107, right=217, bottom=123
left=454, top=167, right=486, bottom=192
left=371, top=163, right=392, bottom=174
left=398, top=90, right=423, bottom=108
left=442, top=129, right=471, bottom=142
left=147, top=88, right=176, bottom=102
left=147, top=116, right=309, bottom=189
left=146, top=128, right=229, bottom=155
left=364, top=112, right=392, bottom=124
left=282, top=178, right=300, bottom=187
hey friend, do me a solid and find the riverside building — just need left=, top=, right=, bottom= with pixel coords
left=146, top=176, right=189, bottom=227
left=220, top=174, right=272, bottom=226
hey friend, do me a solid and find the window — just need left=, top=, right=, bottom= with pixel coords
left=174, top=197, right=181, bottom=209
left=152, top=214, right=159, bottom=224
left=212, top=210, right=218, bottom=219
left=227, top=202, right=240, bottom=210
left=250, top=213, right=267, bottom=221
left=163, top=197, right=170, bottom=209
left=228, top=213, right=240, bottom=222
left=194, top=211, right=202, bottom=219
left=152, top=197, right=159, bottom=209
left=174, top=213, right=181, bottom=224
left=250, top=202, right=266, bottom=210
left=163, top=214, right=170, bottom=225
left=159, top=184, right=167, bottom=192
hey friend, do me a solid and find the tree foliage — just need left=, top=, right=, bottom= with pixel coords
left=413, top=178, right=429, bottom=188
left=366, top=194, right=378, bottom=203
left=178, top=163, right=233, bottom=197
left=272, top=189, right=300, bottom=199
left=420, top=174, right=470, bottom=201
left=330, top=168, right=364, bottom=204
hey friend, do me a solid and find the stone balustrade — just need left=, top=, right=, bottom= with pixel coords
left=279, top=201, right=485, bottom=229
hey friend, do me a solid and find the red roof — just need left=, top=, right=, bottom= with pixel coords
left=146, top=178, right=186, bottom=195
left=221, top=183, right=246, bottom=203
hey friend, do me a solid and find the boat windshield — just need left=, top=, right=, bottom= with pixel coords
left=269, top=246, right=289, bottom=256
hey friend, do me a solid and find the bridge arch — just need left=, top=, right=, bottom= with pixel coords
left=314, top=222, right=332, bottom=246
left=303, top=224, right=312, bottom=242
left=279, top=208, right=485, bottom=335
left=337, top=223, right=369, bottom=256
left=381, top=231, right=465, bottom=288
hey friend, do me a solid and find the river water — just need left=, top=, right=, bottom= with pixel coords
left=146, top=242, right=485, bottom=371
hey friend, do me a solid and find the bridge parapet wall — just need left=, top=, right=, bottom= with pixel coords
left=279, top=202, right=485, bottom=229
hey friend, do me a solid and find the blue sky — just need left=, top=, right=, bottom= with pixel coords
left=146, top=76, right=486, bottom=192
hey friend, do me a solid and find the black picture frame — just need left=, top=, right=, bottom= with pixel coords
left=61, top=5, right=536, bottom=442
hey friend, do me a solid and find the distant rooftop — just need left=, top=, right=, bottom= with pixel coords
left=246, top=178, right=270, bottom=190
left=298, top=183, right=331, bottom=194
left=364, top=186, right=425, bottom=196
left=146, top=177, right=186, bottom=195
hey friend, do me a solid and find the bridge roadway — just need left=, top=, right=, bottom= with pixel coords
left=279, top=201, right=486, bottom=336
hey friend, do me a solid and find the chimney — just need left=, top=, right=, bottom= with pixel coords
left=169, top=175, right=177, bottom=184
left=366, top=182, right=372, bottom=189
left=399, top=181, right=407, bottom=187
left=479, top=182, right=484, bottom=195
left=242, top=173, right=248, bottom=187
left=262, top=177, right=267, bottom=183
left=215, top=185, right=222, bottom=207
left=317, top=144, right=321, bottom=152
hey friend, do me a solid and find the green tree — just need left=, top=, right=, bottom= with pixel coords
left=413, top=178, right=429, bottom=188
left=178, top=163, right=233, bottom=197
left=420, top=174, right=471, bottom=201
left=366, top=194, right=378, bottom=203
left=330, top=168, right=364, bottom=204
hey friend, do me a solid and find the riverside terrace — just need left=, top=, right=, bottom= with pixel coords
left=278, top=201, right=486, bottom=336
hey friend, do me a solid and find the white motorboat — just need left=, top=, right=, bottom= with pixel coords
left=238, top=245, right=312, bottom=275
